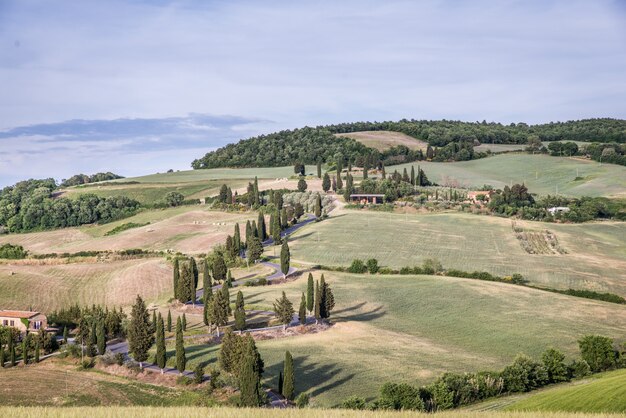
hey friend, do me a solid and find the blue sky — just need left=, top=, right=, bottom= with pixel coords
left=1, top=0, right=625, bottom=186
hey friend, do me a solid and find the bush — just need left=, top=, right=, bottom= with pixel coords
left=366, top=258, right=379, bottom=274
left=194, top=364, right=205, bottom=384
left=541, top=348, right=569, bottom=383
left=578, top=335, right=616, bottom=372
left=79, top=359, right=95, bottom=369
left=0, top=243, right=28, bottom=259
left=422, top=258, right=443, bottom=274
left=177, top=375, right=194, bottom=386
left=501, top=354, right=548, bottom=393
left=342, top=396, right=367, bottom=410
left=98, top=352, right=118, bottom=366
left=115, top=353, right=125, bottom=366
left=568, top=359, right=591, bottom=378
left=379, top=382, right=425, bottom=411
left=64, top=343, right=82, bottom=358
left=295, top=392, right=310, bottom=408
left=348, top=259, right=367, bottom=274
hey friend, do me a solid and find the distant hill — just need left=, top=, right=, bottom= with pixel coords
left=334, top=130, right=428, bottom=151
left=192, top=118, right=626, bottom=169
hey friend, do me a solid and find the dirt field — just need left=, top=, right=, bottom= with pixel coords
left=334, top=131, right=428, bottom=151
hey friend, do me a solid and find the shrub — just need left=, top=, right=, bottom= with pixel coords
left=348, top=259, right=367, bottom=274
left=366, top=258, right=379, bottom=274
left=342, top=396, right=367, bottom=410
left=568, top=359, right=591, bottom=378
left=115, top=353, right=125, bottom=366
left=379, top=382, right=425, bottom=411
left=80, top=359, right=95, bottom=369
left=422, top=380, right=454, bottom=411
left=193, top=364, right=205, bottom=384
left=64, top=343, right=82, bottom=358
left=541, top=348, right=569, bottom=383
left=0, top=243, right=27, bottom=259
left=177, top=375, right=194, bottom=385
left=501, top=354, right=548, bottom=393
left=295, top=392, right=310, bottom=408
left=578, top=335, right=616, bottom=372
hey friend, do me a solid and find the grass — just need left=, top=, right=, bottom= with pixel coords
left=0, top=360, right=203, bottom=407
left=391, top=154, right=626, bottom=198
left=178, top=271, right=626, bottom=407
left=334, top=131, right=428, bottom=151
left=0, top=258, right=172, bottom=311
left=0, top=407, right=621, bottom=418
left=288, top=211, right=626, bottom=296
left=474, top=144, right=526, bottom=153
left=504, top=369, right=626, bottom=413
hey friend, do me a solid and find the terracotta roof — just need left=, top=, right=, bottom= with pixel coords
left=0, top=310, right=41, bottom=319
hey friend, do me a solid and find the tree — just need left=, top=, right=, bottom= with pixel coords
left=219, top=329, right=245, bottom=374
left=280, top=239, right=290, bottom=279
left=299, top=292, right=306, bottom=325
left=172, top=258, right=180, bottom=300
left=381, top=164, right=386, bottom=179
left=219, top=183, right=229, bottom=203
left=222, top=282, right=232, bottom=315
left=306, top=273, right=314, bottom=314
left=314, top=193, right=322, bottom=218
left=332, top=175, right=337, bottom=191
left=127, top=295, right=154, bottom=367
left=293, top=163, right=305, bottom=176
left=190, top=257, right=199, bottom=297
left=63, top=326, right=68, bottom=343
left=245, top=220, right=252, bottom=245
left=542, top=348, right=568, bottom=383
left=21, top=334, right=29, bottom=365
left=178, top=260, right=194, bottom=303
left=175, top=316, right=186, bottom=375
left=363, top=159, right=368, bottom=179
left=233, top=223, right=241, bottom=255
left=86, top=322, right=97, bottom=357
left=253, top=176, right=260, bottom=206
left=155, top=313, right=166, bottom=373
left=336, top=163, right=343, bottom=190
left=34, top=338, right=40, bottom=363
left=239, top=352, right=262, bottom=406
left=322, top=172, right=331, bottom=192
left=294, top=203, right=304, bottom=220
left=578, top=335, right=616, bottom=372
left=297, top=177, right=308, bottom=192
left=182, top=312, right=187, bottom=331
left=0, top=343, right=4, bottom=368
left=257, top=212, right=267, bottom=242
left=247, top=235, right=263, bottom=262
left=343, top=173, right=353, bottom=201
left=167, top=309, right=172, bottom=332
left=320, top=274, right=335, bottom=320
left=234, top=291, right=246, bottom=332
left=96, top=321, right=106, bottom=355
left=402, top=168, right=410, bottom=183
left=317, top=161, right=322, bottom=178
left=273, top=291, right=295, bottom=332
left=213, top=254, right=227, bottom=282
left=282, top=351, right=295, bottom=400
left=426, top=145, right=434, bottom=160
left=314, top=280, right=321, bottom=324
left=194, top=363, right=205, bottom=384
left=366, top=258, right=379, bottom=274
left=211, top=289, right=229, bottom=336
left=165, top=191, right=184, bottom=207
left=280, top=207, right=288, bottom=229
left=9, top=338, right=16, bottom=367
left=271, top=211, right=282, bottom=244
left=278, top=371, right=283, bottom=395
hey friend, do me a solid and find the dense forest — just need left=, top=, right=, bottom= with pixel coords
left=192, top=118, right=626, bottom=169
left=60, top=172, right=124, bottom=187
left=0, top=179, right=140, bottom=233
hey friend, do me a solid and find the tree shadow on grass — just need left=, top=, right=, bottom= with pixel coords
left=264, top=354, right=355, bottom=400
left=287, top=231, right=315, bottom=242
left=333, top=303, right=386, bottom=323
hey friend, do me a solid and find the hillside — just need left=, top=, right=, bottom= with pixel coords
left=334, top=131, right=428, bottom=151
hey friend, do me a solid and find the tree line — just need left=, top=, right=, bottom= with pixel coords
left=60, top=172, right=124, bottom=187
left=527, top=140, right=626, bottom=167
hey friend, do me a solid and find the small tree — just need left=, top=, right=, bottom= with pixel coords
left=366, top=258, right=379, bottom=274
left=282, top=350, right=295, bottom=400
left=247, top=235, right=263, bottom=262
left=34, top=338, right=40, bottom=363
left=234, top=291, right=246, bottom=332
left=211, top=290, right=229, bottom=336
left=579, top=335, right=616, bottom=372
left=314, top=193, right=322, bottom=218
left=194, top=363, right=205, bottom=384
left=167, top=309, right=172, bottom=333
left=155, top=313, right=166, bottom=374
left=316, top=161, right=322, bottom=178
left=213, top=253, right=227, bottom=283
left=280, top=239, right=290, bottom=279
left=297, top=177, right=308, bottom=192
left=10, top=338, right=16, bottom=367
left=320, top=275, right=335, bottom=320
left=22, top=334, right=29, bottom=365
left=96, top=321, right=106, bottom=355
left=322, top=172, right=331, bottom=192
left=175, top=316, right=186, bottom=375
left=273, top=291, right=295, bottom=331
left=63, top=326, right=68, bottom=343
left=542, top=347, right=568, bottom=383
left=306, top=273, right=314, bottom=314
left=314, top=280, right=321, bottom=324
left=127, top=295, right=154, bottom=368
left=257, top=212, right=267, bottom=242
left=182, top=312, right=187, bottom=332
left=299, top=292, right=307, bottom=325
left=86, top=322, right=97, bottom=357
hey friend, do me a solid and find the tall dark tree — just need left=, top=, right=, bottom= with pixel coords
left=314, top=193, right=322, bottom=218
left=219, top=184, right=229, bottom=203
left=63, top=326, right=68, bottom=343
left=175, top=316, right=186, bottom=375
left=294, top=203, right=304, bottom=220
left=34, top=338, right=40, bottom=363
left=172, top=258, right=180, bottom=300
left=297, top=177, right=308, bottom=192
left=273, top=291, right=295, bottom=332
left=381, top=164, right=386, bottom=179
left=275, top=191, right=284, bottom=210
left=233, top=223, right=242, bottom=255
left=222, top=282, right=232, bottom=315
left=211, top=289, right=229, bottom=336
left=96, top=321, right=106, bottom=355
left=271, top=210, right=282, bottom=244
left=336, top=162, right=343, bottom=190
left=178, top=260, right=194, bottom=303
left=182, top=312, right=187, bottom=331
left=343, top=173, right=353, bottom=201
left=155, top=313, right=166, bottom=373
left=316, top=161, right=322, bottom=178
left=151, top=310, right=157, bottom=335
left=86, top=322, right=97, bottom=357
left=245, top=220, right=252, bottom=246
left=167, top=309, right=172, bottom=333
left=127, top=295, right=154, bottom=368
left=280, top=239, right=290, bottom=279
left=306, top=273, right=314, bottom=314
left=410, top=165, right=416, bottom=185
left=299, top=292, right=307, bottom=325
left=0, top=343, right=4, bottom=368
left=257, top=212, right=267, bottom=242
left=253, top=176, right=260, bottom=206
left=21, top=335, right=28, bottom=365
left=363, top=160, right=368, bottom=179
left=332, top=175, right=337, bottom=192
left=213, top=253, right=227, bottom=283
left=239, top=352, right=262, bottom=407
left=402, top=168, right=410, bottom=183
left=282, top=351, right=295, bottom=400
left=246, top=182, right=255, bottom=207
left=190, top=257, right=199, bottom=299
left=234, top=290, right=246, bottom=332
left=247, top=235, right=263, bottom=262
left=10, top=338, right=16, bottom=367
left=251, top=220, right=257, bottom=237
left=320, top=274, right=335, bottom=320
left=314, top=280, right=321, bottom=324
left=280, top=207, right=288, bottom=229
left=278, top=372, right=283, bottom=395
left=322, top=172, right=331, bottom=192
left=426, top=145, right=434, bottom=160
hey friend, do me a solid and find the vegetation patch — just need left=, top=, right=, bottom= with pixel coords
left=512, top=222, right=566, bottom=255
left=105, top=222, right=150, bottom=236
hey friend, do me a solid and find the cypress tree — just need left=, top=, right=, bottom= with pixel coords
left=175, top=317, right=186, bottom=375
left=34, top=338, right=40, bottom=363
left=314, top=280, right=321, bottom=324
left=167, top=309, right=172, bottom=332
left=190, top=257, right=199, bottom=301
left=332, top=175, right=337, bottom=191
left=234, top=290, right=246, bottom=331
left=245, top=220, right=252, bottom=246
left=128, top=295, right=154, bottom=367
left=343, top=173, right=353, bottom=201
left=275, top=191, right=284, bottom=209
left=155, top=313, right=166, bottom=374
left=336, top=161, right=343, bottom=190
left=226, top=186, right=232, bottom=204
left=247, top=235, right=263, bottom=262
left=182, top=312, right=187, bottom=331
left=10, top=338, right=16, bottom=367
left=211, top=289, right=229, bottom=336
left=221, top=282, right=232, bottom=315
left=402, top=167, right=410, bottom=183
left=297, top=177, right=308, bottom=192
left=273, top=291, right=295, bottom=332
left=213, top=254, right=227, bottom=282
left=363, top=159, right=368, bottom=179
left=253, top=176, right=260, bottom=206
left=233, top=223, right=241, bottom=254
left=280, top=207, right=288, bottom=229
left=317, top=161, right=322, bottom=178
left=203, top=264, right=213, bottom=327
left=348, top=161, right=352, bottom=172
left=410, top=165, right=416, bottom=185
left=306, top=273, right=314, bottom=314
left=257, top=212, right=267, bottom=242
left=320, top=274, right=336, bottom=320
left=299, top=292, right=306, bottom=325
left=86, top=322, right=97, bottom=357
left=203, top=260, right=212, bottom=293
left=239, top=353, right=261, bottom=406
left=282, top=351, right=294, bottom=400
left=382, top=164, right=386, bottom=179
left=226, top=270, right=233, bottom=288
left=280, top=239, right=290, bottom=278
left=63, top=326, right=68, bottom=343
left=271, top=210, right=282, bottom=244
left=251, top=220, right=257, bottom=238
left=152, top=310, right=157, bottom=335
left=173, top=258, right=180, bottom=300
left=246, top=182, right=255, bottom=206
left=278, top=371, right=284, bottom=395
left=22, top=334, right=28, bottom=365
left=96, top=321, right=106, bottom=355
left=322, top=172, right=331, bottom=192
left=0, top=344, right=4, bottom=368
left=178, top=260, right=193, bottom=303
left=314, top=193, right=322, bottom=218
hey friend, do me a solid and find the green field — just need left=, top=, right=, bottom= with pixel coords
left=175, top=271, right=626, bottom=407
left=501, top=369, right=626, bottom=413
left=117, top=165, right=317, bottom=183
left=288, top=211, right=626, bottom=296
left=392, top=154, right=626, bottom=198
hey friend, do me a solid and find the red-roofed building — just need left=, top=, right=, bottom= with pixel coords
left=0, top=310, right=48, bottom=334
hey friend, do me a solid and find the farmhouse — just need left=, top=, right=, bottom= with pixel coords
left=0, top=310, right=48, bottom=335
left=350, top=194, right=385, bottom=204
left=467, top=190, right=493, bottom=203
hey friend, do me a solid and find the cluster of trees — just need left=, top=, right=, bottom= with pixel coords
left=529, top=141, right=626, bottom=167
left=60, top=172, right=124, bottom=187
left=172, top=257, right=200, bottom=304
left=0, top=243, right=27, bottom=259
left=192, top=119, right=626, bottom=169
left=343, top=335, right=626, bottom=411
left=347, top=165, right=431, bottom=203
left=0, top=179, right=140, bottom=233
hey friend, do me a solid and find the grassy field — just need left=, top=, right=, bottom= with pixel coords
left=0, top=207, right=257, bottom=255
left=334, top=131, right=428, bottom=151
left=392, top=154, right=626, bottom=197
left=1, top=407, right=621, bottom=418
left=288, top=211, right=626, bottom=296
left=117, top=165, right=317, bottom=183
left=0, top=360, right=205, bottom=407
left=177, top=271, right=626, bottom=407
left=474, top=144, right=526, bottom=153
left=0, top=258, right=172, bottom=311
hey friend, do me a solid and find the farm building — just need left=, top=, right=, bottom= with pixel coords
left=548, top=206, right=571, bottom=215
left=467, top=190, right=493, bottom=203
left=0, top=310, right=48, bottom=335
left=350, top=194, right=385, bottom=204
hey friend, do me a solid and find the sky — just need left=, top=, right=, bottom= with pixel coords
left=1, top=0, right=625, bottom=186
